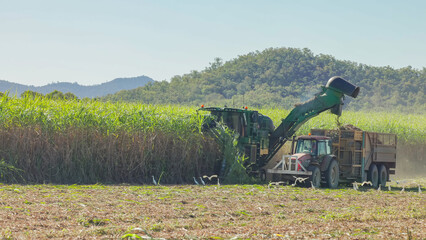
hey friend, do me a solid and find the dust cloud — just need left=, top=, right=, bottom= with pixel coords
left=395, top=143, right=426, bottom=178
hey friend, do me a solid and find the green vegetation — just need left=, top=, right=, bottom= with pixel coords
left=2, top=94, right=198, bottom=134
left=103, top=47, right=426, bottom=113
left=0, top=95, right=221, bottom=184
left=0, top=94, right=424, bottom=184
left=20, top=90, right=78, bottom=100
left=0, top=159, right=24, bottom=183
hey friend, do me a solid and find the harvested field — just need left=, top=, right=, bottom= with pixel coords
left=1, top=183, right=425, bottom=239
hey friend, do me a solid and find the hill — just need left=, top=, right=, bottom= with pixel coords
left=0, top=76, right=154, bottom=98
left=103, top=48, right=425, bottom=113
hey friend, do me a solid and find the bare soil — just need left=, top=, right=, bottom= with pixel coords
left=0, top=183, right=425, bottom=239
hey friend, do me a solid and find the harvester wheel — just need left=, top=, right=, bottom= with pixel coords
left=368, top=164, right=379, bottom=188
left=378, top=165, right=388, bottom=188
left=326, top=159, right=339, bottom=189
left=306, top=165, right=321, bottom=188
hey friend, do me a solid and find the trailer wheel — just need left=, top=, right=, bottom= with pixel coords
left=368, top=164, right=379, bottom=188
left=378, top=165, right=388, bottom=188
left=326, top=159, right=339, bottom=189
left=306, top=165, right=321, bottom=188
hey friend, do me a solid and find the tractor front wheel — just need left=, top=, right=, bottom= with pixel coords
left=306, top=165, right=321, bottom=188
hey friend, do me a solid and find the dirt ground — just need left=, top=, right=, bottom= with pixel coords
left=0, top=182, right=425, bottom=239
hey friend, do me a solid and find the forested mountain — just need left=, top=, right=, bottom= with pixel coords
left=103, top=48, right=425, bottom=113
left=0, top=76, right=154, bottom=98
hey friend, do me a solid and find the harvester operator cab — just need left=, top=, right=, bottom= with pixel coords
left=197, top=106, right=275, bottom=165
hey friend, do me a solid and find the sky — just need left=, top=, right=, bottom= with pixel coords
left=1, top=0, right=426, bottom=86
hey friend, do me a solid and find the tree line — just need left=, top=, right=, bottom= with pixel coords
left=0, top=90, right=81, bottom=101
left=103, top=47, right=425, bottom=113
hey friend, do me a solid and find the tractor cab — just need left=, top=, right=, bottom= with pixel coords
left=293, top=135, right=333, bottom=165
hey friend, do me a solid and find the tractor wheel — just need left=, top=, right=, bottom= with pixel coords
left=368, top=164, right=379, bottom=188
left=306, top=165, right=321, bottom=188
left=326, top=159, right=339, bottom=189
left=378, top=165, right=388, bottom=188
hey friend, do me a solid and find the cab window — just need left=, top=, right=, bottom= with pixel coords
left=326, top=140, right=332, bottom=154
left=296, top=139, right=317, bottom=154
left=318, top=141, right=326, bottom=156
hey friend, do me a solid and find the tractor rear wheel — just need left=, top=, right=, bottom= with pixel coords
left=378, top=165, right=388, bottom=188
left=306, top=165, right=321, bottom=188
left=326, top=159, right=339, bottom=189
left=368, top=164, right=379, bottom=188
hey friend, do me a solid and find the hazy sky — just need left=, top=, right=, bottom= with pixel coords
left=1, top=0, right=425, bottom=86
